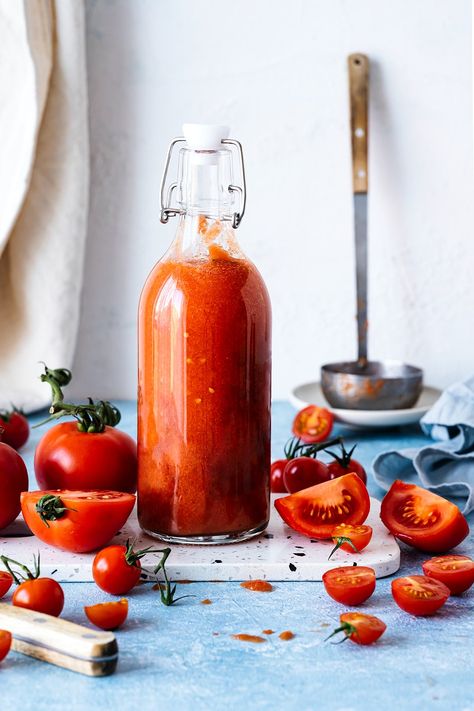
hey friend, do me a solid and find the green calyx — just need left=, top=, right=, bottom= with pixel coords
left=151, top=548, right=193, bottom=606
left=0, top=553, right=41, bottom=585
left=123, top=539, right=166, bottom=568
left=35, top=494, right=76, bottom=528
left=325, top=442, right=357, bottom=468
left=284, top=435, right=343, bottom=461
left=36, top=364, right=121, bottom=433
left=327, top=536, right=360, bottom=560
left=325, top=621, right=356, bottom=643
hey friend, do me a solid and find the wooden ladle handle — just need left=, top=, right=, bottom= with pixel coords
left=348, top=53, right=369, bottom=194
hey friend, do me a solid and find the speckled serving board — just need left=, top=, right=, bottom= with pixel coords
left=0, top=496, right=399, bottom=582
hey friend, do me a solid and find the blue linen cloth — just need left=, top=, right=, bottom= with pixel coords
left=372, top=377, right=474, bottom=514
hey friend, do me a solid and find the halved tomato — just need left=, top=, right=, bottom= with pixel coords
left=85, top=598, right=128, bottom=630
left=327, top=612, right=386, bottom=645
left=422, top=555, right=474, bottom=595
left=380, top=480, right=469, bottom=553
left=292, top=406, right=334, bottom=444
left=323, top=566, right=376, bottom=605
left=391, top=575, right=450, bottom=616
left=274, top=473, right=370, bottom=539
left=329, top=523, right=373, bottom=558
left=21, top=490, right=135, bottom=553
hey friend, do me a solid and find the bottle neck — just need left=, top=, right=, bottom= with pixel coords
left=169, top=214, right=244, bottom=261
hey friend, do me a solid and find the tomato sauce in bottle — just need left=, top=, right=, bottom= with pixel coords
left=138, top=124, right=271, bottom=543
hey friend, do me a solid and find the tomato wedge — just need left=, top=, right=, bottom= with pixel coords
left=380, top=480, right=469, bottom=552
left=391, top=575, right=450, bottom=616
left=274, top=473, right=370, bottom=539
left=0, top=572, right=13, bottom=599
left=85, top=598, right=128, bottom=630
left=327, top=613, right=386, bottom=645
left=323, top=566, right=376, bottom=605
left=329, top=523, right=373, bottom=558
left=422, top=555, right=474, bottom=595
left=21, top=490, right=135, bottom=553
left=292, top=406, right=334, bottom=444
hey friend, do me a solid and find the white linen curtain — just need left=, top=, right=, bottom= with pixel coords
left=0, top=0, right=89, bottom=412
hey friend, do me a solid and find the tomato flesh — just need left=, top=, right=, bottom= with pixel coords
left=292, top=406, right=334, bottom=444
left=21, top=490, right=136, bottom=553
left=270, top=460, right=288, bottom=493
left=283, top=457, right=330, bottom=493
left=85, top=598, right=128, bottom=630
left=323, top=566, right=376, bottom=605
left=0, top=630, right=12, bottom=661
left=0, top=572, right=13, bottom=599
left=0, top=411, right=29, bottom=450
left=13, top=578, right=64, bottom=617
left=339, top=612, right=386, bottom=645
left=391, top=575, right=450, bottom=616
left=275, top=472, right=370, bottom=539
left=331, top=523, right=373, bottom=553
left=380, top=480, right=469, bottom=552
left=328, top=459, right=367, bottom=485
left=422, top=555, right=474, bottom=595
left=0, top=443, right=29, bottom=530
left=93, top=545, right=142, bottom=595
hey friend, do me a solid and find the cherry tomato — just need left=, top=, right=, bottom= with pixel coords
left=0, top=410, right=29, bottom=450
left=323, top=566, right=376, bottom=605
left=292, top=406, right=334, bottom=444
left=326, top=443, right=367, bottom=484
left=380, top=480, right=469, bottom=552
left=0, top=572, right=13, bottom=599
left=283, top=456, right=330, bottom=493
left=0, top=630, right=12, bottom=661
left=270, top=460, right=288, bottom=493
left=34, top=421, right=137, bottom=493
left=0, top=442, right=29, bottom=530
left=275, top=472, right=370, bottom=539
left=85, top=598, right=128, bottom=630
left=93, top=542, right=154, bottom=595
left=392, top=575, right=450, bottom=616
left=13, top=578, right=64, bottom=617
left=422, top=555, right=474, bottom=595
left=21, top=490, right=135, bottom=553
left=328, top=612, right=386, bottom=645
left=329, top=523, right=373, bottom=557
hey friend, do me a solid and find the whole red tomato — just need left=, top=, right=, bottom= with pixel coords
left=0, top=630, right=12, bottom=661
left=0, top=443, right=29, bottom=530
left=283, top=456, right=330, bottom=493
left=2, top=554, right=64, bottom=617
left=93, top=541, right=156, bottom=595
left=326, top=443, right=367, bottom=485
left=270, top=459, right=288, bottom=493
left=34, top=422, right=137, bottom=493
left=0, top=410, right=30, bottom=450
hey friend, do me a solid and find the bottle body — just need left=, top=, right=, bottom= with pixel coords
left=137, top=216, right=271, bottom=542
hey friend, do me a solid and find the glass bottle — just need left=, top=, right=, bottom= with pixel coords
left=137, top=124, right=271, bottom=543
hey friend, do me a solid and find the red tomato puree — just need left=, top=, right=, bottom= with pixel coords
left=138, top=233, right=271, bottom=539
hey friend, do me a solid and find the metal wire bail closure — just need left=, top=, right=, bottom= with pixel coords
left=159, top=136, right=247, bottom=228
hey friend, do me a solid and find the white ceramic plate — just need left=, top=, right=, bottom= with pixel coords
left=290, top=382, right=442, bottom=428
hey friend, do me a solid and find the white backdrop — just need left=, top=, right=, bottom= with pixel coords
left=70, top=0, right=473, bottom=402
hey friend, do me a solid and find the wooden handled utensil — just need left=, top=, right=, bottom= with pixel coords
left=0, top=602, right=118, bottom=676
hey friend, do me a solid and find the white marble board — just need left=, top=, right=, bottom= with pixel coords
left=0, top=496, right=400, bottom=582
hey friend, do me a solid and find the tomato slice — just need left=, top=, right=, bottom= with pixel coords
left=292, top=406, right=334, bottom=444
left=330, top=523, right=373, bottom=556
left=0, top=630, right=12, bottom=661
left=323, top=566, right=376, bottom=605
left=274, top=473, right=370, bottom=539
left=422, top=555, right=474, bottom=595
left=0, top=572, right=13, bottom=599
left=85, top=598, right=128, bottom=630
left=391, top=575, right=450, bottom=616
left=380, top=480, right=469, bottom=552
left=330, top=612, right=386, bottom=645
left=21, top=490, right=136, bottom=553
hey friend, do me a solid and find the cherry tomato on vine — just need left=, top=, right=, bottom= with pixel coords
left=21, top=490, right=136, bottom=553
left=391, top=575, right=450, bottom=616
left=292, top=406, right=334, bottom=444
left=326, top=443, right=367, bottom=485
left=0, top=442, right=29, bottom=530
left=0, top=630, right=12, bottom=661
left=380, top=480, right=469, bottom=552
left=323, top=566, right=376, bottom=605
left=93, top=541, right=161, bottom=595
left=85, top=598, right=128, bottom=630
left=1, top=554, right=64, bottom=617
left=283, top=456, right=330, bottom=493
left=270, top=460, right=288, bottom=493
left=275, top=473, right=370, bottom=539
left=0, top=572, right=13, bottom=599
left=422, top=555, right=474, bottom=596
left=327, top=613, right=386, bottom=646
left=329, top=523, right=373, bottom=558
left=0, top=409, right=29, bottom=450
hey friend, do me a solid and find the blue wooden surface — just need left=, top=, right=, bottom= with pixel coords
left=3, top=401, right=473, bottom=711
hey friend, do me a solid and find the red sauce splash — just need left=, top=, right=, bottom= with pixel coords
left=262, top=629, right=274, bottom=635
left=232, top=634, right=266, bottom=644
left=240, top=580, right=273, bottom=592
left=279, top=630, right=295, bottom=641
left=201, top=599, right=212, bottom=605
